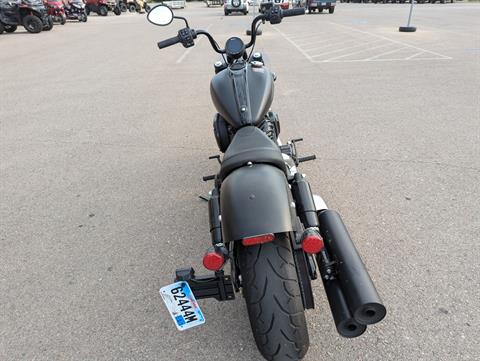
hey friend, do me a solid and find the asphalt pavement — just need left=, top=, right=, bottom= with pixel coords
left=1, top=3, right=479, bottom=361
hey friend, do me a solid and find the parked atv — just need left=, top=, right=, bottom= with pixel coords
left=120, top=0, right=148, bottom=13
left=45, top=0, right=66, bottom=24
left=64, top=0, right=87, bottom=21
left=85, top=0, right=120, bottom=16
left=0, top=0, right=53, bottom=34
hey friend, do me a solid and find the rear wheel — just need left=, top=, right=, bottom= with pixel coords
left=99, top=5, right=108, bottom=16
left=120, top=3, right=127, bottom=11
left=85, top=6, right=90, bottom=15
left=60, top=13, right=66, bottom=25
left=113, top=6, right=121, bottom=15
left=23, top=15, right=43, bottom=33
left=0, top=22, right=4, bottom=34
left=239, top=233, right=309, bottom=361
left=128, top=3, right=136, bottom=12
left=5, top=24, right=17, bottom=33
left=44, top=16, right=54, bottom=31
left=329, top=6, right=334, bottom=13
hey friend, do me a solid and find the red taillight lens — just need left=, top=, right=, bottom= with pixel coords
left=242, top=233, right=275, bottom=246
left=301, top=230, right=324, bottom=254
left=203, top=250, right=225, bottom=271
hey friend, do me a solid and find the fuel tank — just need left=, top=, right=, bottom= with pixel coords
left=210, top=63, right=274, bottom=129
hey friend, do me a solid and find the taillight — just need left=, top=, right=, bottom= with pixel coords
left=242, top=233, right=275, bottom=246
left=301, top=229, right=324, bottom=254
left=203, top=249, right=225, bottom=271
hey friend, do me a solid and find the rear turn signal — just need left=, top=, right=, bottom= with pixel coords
left=302, top=229, right=324, bottom=254
left=203, top=249, right=225, bottom=271
left=242, top=233, right=275, bottom=246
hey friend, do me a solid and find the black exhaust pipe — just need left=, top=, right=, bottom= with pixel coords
left=322, top=276, right=367, bottom=338
left=317, top=210, right=386, bottom=326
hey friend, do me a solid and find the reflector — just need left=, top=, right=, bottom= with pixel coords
left=242, top=233, right=275, bottom=246
left=203, top=251, right=225, bottom=271
left=302, top=230, right=324, bottom=254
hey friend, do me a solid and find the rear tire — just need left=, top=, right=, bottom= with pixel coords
left=44, top=16, right=54, bottom=31
left=113, top=6, right=121, bottom=15
left=128, top=3, right=136, bottom=12
left=0, top=22, right=4, bottom=34
left=5, top=24, right=17, bottom=33
left=239, top=233, right=309, bottom=361
left=23, top=15, right=43, bottom=33
left=329, top=7, right=334, bottom=13
left=99, top=5, right=108, bottom=16
left=60, top=13, right=66, bottom=25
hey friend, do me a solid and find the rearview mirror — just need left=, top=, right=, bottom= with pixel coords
left=147, top=5, right=174, bottom=27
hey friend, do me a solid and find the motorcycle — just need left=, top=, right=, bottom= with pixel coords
left=148, top=5, right=386, bottom=361
left=64, top=0, right=87, bottom=22
left=45, top=0, right=66, bottom=25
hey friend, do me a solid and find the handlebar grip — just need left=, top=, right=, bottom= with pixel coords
left=157, top=36, right=181, bottom=50
left=282, top=8, right=305, bottom=17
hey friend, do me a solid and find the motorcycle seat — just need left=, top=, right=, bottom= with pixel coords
left=219, top=126, right=286, bottom=180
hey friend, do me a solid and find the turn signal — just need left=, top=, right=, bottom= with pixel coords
left=242, top=233, right=275, bottom=246
left=302, top=229, right=324, bottom=254
left=203, top=250, right=225, bottom=271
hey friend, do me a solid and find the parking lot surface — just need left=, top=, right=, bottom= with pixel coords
left=1, top=3, right=479, bottom=361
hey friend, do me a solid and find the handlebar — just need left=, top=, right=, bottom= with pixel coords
left=282, top=7, right=305, bottom=17
left=156, top=6, right=305, bottom=53
left=158, top=36, right=181, bottom=50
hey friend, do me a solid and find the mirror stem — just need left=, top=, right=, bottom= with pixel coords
left=174, top=16, right=189, bottom=29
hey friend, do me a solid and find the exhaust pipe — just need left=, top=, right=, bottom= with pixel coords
left=317, top=210, right=386, bottom=326
left=321, top=276, right=367, bottom=338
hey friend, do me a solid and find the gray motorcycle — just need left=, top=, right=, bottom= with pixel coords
left=148, top=5, right=387, bottom=361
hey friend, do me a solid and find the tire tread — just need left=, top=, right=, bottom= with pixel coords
left=239, top=234, right=309, bottom=361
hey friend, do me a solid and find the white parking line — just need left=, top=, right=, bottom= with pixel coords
left=364, top=47, right=408, bottom=61
left=303, top=38, right=364, bottom=53
left=329, top=22, right=452, bottom=60
left=275, top=21, right=452, bottom=63
left=324, top=42, right=394, bottom=61
left=311, top=39, right=384, bottom=58
left=405, top=51, right=424, bottom=60
left=273, top=26, right=314, bottom=62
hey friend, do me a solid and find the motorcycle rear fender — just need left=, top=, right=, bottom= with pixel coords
left=220, top=164, right=294, bottom=243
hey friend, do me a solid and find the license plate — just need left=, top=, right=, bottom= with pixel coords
left=160, top=281, right=205, bottom=331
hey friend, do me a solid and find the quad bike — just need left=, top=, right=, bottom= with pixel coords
left=84, top=0, right=120, bottom=16
left=119, top=0, right=148, bottom=13
left=64, top=0, right=87, bottom=22
left=147, top=5, right=387, bottom=361
left=45, top=0, right=66, bottom=24
left=0, top=0, right=53, bottom=34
